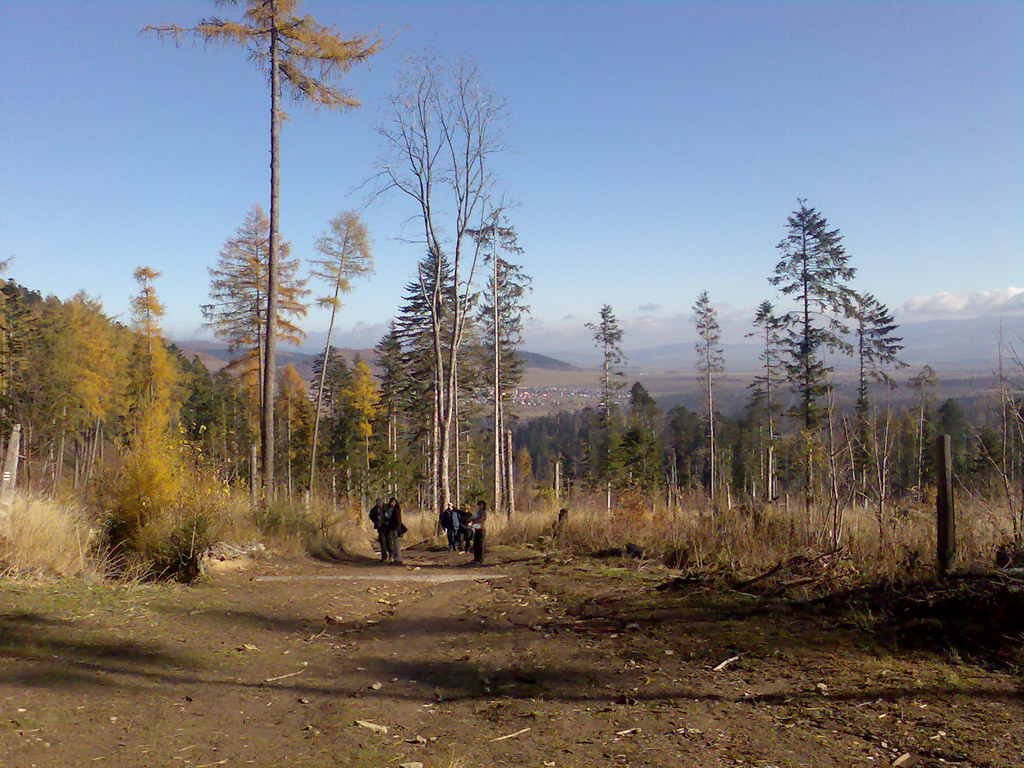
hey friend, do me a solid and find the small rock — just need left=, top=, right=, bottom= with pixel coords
left=399, top=762, right=424, bottom=768
left=892, top=754, right=917, bottom=767
left=298, top=698, right=310, bottom=705
left=355, top=719, right=388, bottom=735
left=816, top=682, right=828, bottom=693
left=370, top=682, right=383, bottom=691
left=625, top=622, right=640, bottom=630
left=405, top=735, right=428, bottom=745
left=237, top=643, right=259, bottom=652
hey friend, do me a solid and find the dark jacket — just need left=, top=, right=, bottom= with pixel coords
left=439, top=507, right=454, bottom=531
left=383, top=500, right=406, bottom=536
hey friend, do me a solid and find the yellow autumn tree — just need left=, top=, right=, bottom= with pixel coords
left=274, top=363, right=312, bottom=499
left=45, top=294, right=121, bottom=487
left=345, top=358, right=378, bottom=475
left=113, top=268, right=181, bottom=539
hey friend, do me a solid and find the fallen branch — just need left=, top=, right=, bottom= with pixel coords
left=764, top=576, right=818, bottom=597
left=489, top=727, right=531, bottom=742
left=712, top=655, right=740, bottom=671
left=265, top=669, right=305, bottom=683
left=731, top=549, right=840, bottom=591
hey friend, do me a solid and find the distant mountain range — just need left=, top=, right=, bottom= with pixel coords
left=171, top=340, right=578, bottom=378
left=172, top=314, right=1021, bottom=381
left=519, top=350, right=577, bottom=371
left=536, top=315, right=1024, bottom=374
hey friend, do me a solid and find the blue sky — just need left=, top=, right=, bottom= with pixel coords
left=1, top=0, right=1021, bottom=353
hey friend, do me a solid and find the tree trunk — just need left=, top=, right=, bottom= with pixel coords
left=707, top=360, right=716, bottom=501
left=493, top=244, right=502, bottom=517
left=261, top=8, right=281, bottom=497
left=309, top=272, right=344, bottom=493
left=506, top=428, right=515, bottom=517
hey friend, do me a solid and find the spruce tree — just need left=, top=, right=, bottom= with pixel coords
left=693, top=290, right=725, bottom=497
left=770, top=201, right=857, bottom=513
left=853, top=293, right=906, bottom=420
left=770, top=201, right=857, bottom=431
left=472, top=211, right=530, bottom=515
left=586, top=305, right=626, bottom=508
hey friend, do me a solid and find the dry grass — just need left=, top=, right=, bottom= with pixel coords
left=0, top=493, right=99, bottom=578
left=487, top=490, right=1012, bottom=582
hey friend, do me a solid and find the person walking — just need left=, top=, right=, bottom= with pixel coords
left=369, top=497, right=391, bottom=563
left=439, top=507, right=458, bottom=551
left=469, top=499, right=487, bottom=564
left=384, top=496, right=405, bottom=564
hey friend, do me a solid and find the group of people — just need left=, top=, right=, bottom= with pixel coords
left=368, top=497, right=487, bottom=565
left=439, top=501, right=487, bottom=563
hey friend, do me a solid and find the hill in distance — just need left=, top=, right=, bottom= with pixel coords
left=171, top=340, right=577, bottom=380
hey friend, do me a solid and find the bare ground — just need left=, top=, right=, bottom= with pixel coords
left=0, top=545, right=1021, bottom=768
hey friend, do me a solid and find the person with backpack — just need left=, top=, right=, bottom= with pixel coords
left=369, top=497, right=391, bottom=562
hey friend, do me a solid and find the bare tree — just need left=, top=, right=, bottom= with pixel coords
left=372, top=51, right=507, bottom=511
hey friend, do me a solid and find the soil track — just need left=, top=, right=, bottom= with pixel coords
left=0, top=546, right=1021, bottom=767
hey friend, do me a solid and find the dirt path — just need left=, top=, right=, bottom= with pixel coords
left=0, top=546, right=1021, bottom=768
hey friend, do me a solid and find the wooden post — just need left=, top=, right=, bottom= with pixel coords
left=936, top=434, right=956, bottom=577
left=553, top=457, right=561, bottom=504
left=0, top=424, right=21, bottom=520
left=505, top=429, right=515, bottom=517
left=249, top=444, right=259, bottom=504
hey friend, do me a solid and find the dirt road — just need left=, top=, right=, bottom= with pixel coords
left=0, top=546, right=1021, bottom=767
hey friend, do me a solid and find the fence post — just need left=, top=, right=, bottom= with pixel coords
left=936, top=433, right=956, bottom=577
left=0, top=424, right=22, bottom=523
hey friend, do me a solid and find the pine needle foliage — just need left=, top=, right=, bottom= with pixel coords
left=202, top=204, right=309, bottom=414
left=144, top=1, right=381, bottom=112
left=110, top=268, right=182, bottom=554
left=770, top=200, right=858, bottom=432
left=854, top=292, right=907, bottom=419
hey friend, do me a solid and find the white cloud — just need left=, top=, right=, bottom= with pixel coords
left=900, top=287, right=1024, bottom=320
